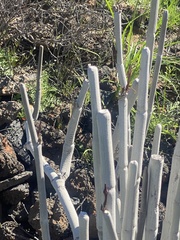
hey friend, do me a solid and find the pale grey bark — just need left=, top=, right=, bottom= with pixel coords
left=144, top=155, right=164, bottom=240
left=20, top=83, right=50, bottom=240
left=79, top=212, right=89, bottom=240
left=161, top=128, right=180, bottom=240
left=88, top=65, right=103, bottom=239
left=33, top=45, right=44, bottom=121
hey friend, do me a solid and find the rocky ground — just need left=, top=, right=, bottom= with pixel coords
left=0, top=72, right=98, bottom=239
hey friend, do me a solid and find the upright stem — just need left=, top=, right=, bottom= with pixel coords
left=102, top=210, right=119, bottom=240
left=114, top=9, right=127, bottom=88
left=146, top=0, right=160, bottom=71
left=116, top=197, right=121, bottom=239
left=144, top=155, right=164, bottom=240
left=79, top=212, right=89, bottom=240
left=88, top=65, right=103, bottom=239
left=169, top=178, right=180, bottom=240
left=161, top=128, right=180, bottom=240
left=131, top=47, right=150, bottom=179
left=117, top=95, right=128, bottom=225
left=33, top=45, right=44, bottom=121
left=60, top=79, right=89, bottom=179
left=113, top=78, right=139, bottom=157
left=146, top=11, right=168, bottom=133
left=121, top=161, right=138, bottom=240
left=20, top=83, right=50, bottom=240
left=97, top=109, right=116, bottom=239
left=137, top=167, right=148, bottom=240
left=151, top=124, right=162, bottom=155
left=128, top=48, right=150, bottom=240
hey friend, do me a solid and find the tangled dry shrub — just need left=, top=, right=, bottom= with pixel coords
left=0, top=0, right=115, bottom=83
left=0, top=0, right=24, bottom=44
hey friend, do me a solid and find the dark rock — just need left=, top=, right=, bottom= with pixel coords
left=0, top=171, right=33, bottom=192
left=0, top=220, right=35, bottom=240
left=66, top=167, right=98, bottom=239
left=4, top=119, right=33, bottom=166
left=0, top=76, right=20, bottom=96
left=0, top=101, right=22, bottom=127
left=35, top=120, right=64, bottom=165
left=1, top=183, right=30, bottom=205
left=0, top=134, right=25, bottom=180
left=28, top=195, right=69, bottom=239
left=8, top=202, right=29, bottom=223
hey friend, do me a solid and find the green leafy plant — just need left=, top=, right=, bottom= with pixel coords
left=105, top=0, right=116, bottom=17
left=149, top=100, right=179, bottom=139
left=159, top=0, right=180, bottom=30
left=0, top=48, right=18, bottom=76
left=27, top=70, right=61, bottom=112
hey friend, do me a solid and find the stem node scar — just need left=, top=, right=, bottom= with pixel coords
left=101, top=184, right=108, bottom=212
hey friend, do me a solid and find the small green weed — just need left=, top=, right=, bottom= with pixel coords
left=149, top=100, right=179, bottom=139
left=81, top=148, right=93, bottom=163
left=27, top=70, right=61, bottom=112
left=159, top=0, right=180, bottom=30
left=105, top=0, right=116, bottom=17
left=0, top=48, right=18, bottom=76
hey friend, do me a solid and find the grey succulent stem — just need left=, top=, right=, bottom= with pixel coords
left=146, top=0, right=160, bottom=71
left=169, top=178, right=180, bottom=240
left=161, top=128, right=180, bottom=240
left=88, top=65, right=103, bottom=239
left=131, top=47, right=150, bottom=179
left=20, top=83, right=50, bottom=240
left=137, top=167, right=148, bottom=240
left=121, top=160, right=138, bottom=240
left=33, top=45, right=44, bottom=120
left=151, top=124, right=162, bottom=155
left=146, top=11, right=168, bottom=133
left=79, top=212, right=89, bottom=240
left=60, top=79, right=89, bottom=179
left=114, top=9, right=127, bottom=88
left=144, top=154, right=164, bottom=240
